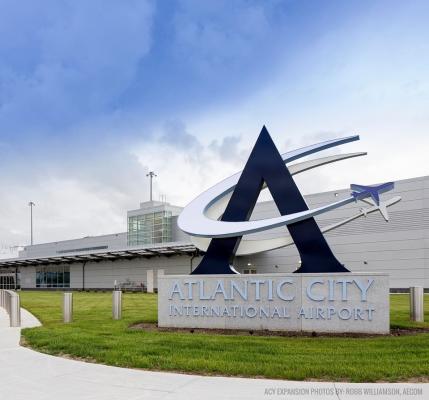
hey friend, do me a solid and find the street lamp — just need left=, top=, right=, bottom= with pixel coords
left=28, top=201, right=35, bottom=245
left=146, top=171, right=157, bottom=202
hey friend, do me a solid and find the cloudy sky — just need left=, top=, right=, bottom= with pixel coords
left=0, top=0, right=428, bottom=255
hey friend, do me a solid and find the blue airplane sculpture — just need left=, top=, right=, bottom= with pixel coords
left=350, top=182, right=395, bottom=206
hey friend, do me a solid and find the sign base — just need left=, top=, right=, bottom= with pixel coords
left=158, top=273, right=389, bottom=334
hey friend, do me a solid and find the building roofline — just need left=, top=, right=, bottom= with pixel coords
left=0, top=242, right=198, bottom=268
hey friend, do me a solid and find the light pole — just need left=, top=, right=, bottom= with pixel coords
left=28, top=201, right=35, bottom=245
left=146, top=171, right=157, bottom=202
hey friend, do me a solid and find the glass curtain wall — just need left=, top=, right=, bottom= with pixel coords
left=0, top=275, right=16, bottom=289
left=0, top=269, right=19, bottom=289
left=36, top=266, right=70, bottom=288
left=128, top=211, right=172, bottom=246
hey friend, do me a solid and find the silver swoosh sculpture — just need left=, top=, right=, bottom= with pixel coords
left=178, top=136, right=362, bottom=238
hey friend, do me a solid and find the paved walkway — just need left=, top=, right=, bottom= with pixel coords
left=0, top=307, right=427, bottom=400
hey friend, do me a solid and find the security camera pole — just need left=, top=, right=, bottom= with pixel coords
left=146, top=171, right=157, bottom=202
left=28, top=201, right=35, bottom=245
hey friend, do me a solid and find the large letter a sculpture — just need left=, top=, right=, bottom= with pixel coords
left=192, top=126, right=349, bottom=275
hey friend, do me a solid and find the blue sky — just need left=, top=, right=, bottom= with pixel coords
left=0, top=0, right=428, bottom=253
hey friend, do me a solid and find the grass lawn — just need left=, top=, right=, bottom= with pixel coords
left=20, top=291, right=429, bottom=382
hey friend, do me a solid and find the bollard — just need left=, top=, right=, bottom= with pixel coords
left=63, top=292, right=73, bottom=323
left=1, top=289, right=6, bottom=308
left=9, top=292, right=21, bottom=327
left=157, top=269, right=164, bottom=292
left=410, top=286, right=424, bottom=322
left=112, top=290, right=122, bottom=320
left=147, top=270, right=154, bottom=293
left=0, top=290, right=21, bottom=327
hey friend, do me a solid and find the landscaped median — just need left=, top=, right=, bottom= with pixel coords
left=19, top=291, right=429, bottom=382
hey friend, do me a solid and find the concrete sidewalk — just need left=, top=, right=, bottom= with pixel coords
left=0, top=308, right=427, bottom=400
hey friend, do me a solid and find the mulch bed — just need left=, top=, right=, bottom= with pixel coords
left=129, top=322, right=429, bottom=338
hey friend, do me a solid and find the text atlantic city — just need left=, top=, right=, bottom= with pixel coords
left=167, top=278, right=376, bottom=321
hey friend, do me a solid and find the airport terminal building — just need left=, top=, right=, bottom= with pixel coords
left=0, top=175, right=427, bottom=291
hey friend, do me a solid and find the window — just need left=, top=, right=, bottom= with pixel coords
left=36, top=266, right=70, bottom=288
left=242, top=268, right=257, bottom=274
left=0, top=275, right=16, bottom=289
left=127, top=211, right=172, bottom=246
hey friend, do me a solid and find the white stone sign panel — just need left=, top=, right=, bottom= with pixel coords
left=158, top=273, right=389, bottom=334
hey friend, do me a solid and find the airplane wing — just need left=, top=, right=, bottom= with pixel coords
left=350, top=184, right=368, bottom=191
left=358, top=197, right=397, bottom=221
left=378, top=203, right=389, bottom=221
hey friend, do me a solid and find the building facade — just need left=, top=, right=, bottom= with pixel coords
left=0, top=176, right=427, bottom=291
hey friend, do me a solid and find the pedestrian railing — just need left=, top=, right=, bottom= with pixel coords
left=0, top=289, right=21, bottom=327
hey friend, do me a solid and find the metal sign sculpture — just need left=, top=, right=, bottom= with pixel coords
left=178, top=126, right=400, bottom=275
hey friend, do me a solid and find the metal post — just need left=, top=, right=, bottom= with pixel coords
left=146, top=270, right=154, bottom=293
left=82, top=261, right=87, bottom=291
left=28, top=201, right=35, bottom=245
left=63, top=292, right=73, bottom=323
left=410, top=286, right=424, bottom=322
left=112, top=290, right=122, bottom=320
left=9, top=292, right=21, bottom=327
left=156, top=269, right=164, bottom=292
left=146, top=171, right=157, bottom=202
left=0, top=290, right=21, bottom=327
